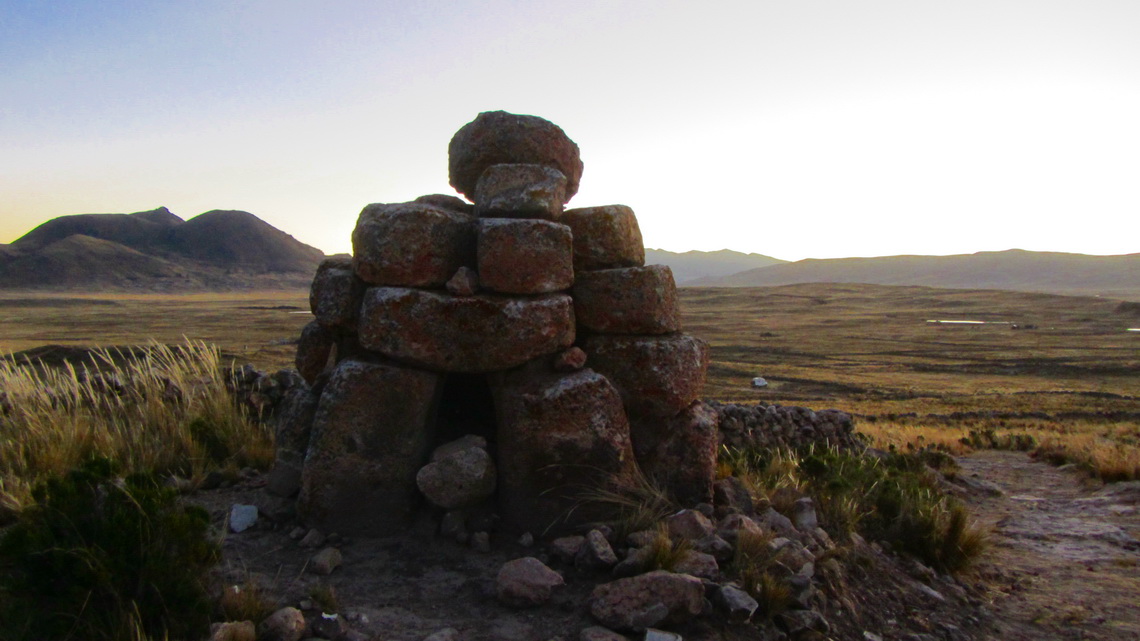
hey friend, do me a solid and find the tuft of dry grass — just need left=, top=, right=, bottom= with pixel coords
left=0, top=340, right=271, bottom=510
left=578, top=465, right=679, bottom=540
left=218, top=579, right=277, bottom=623
left=731, top=528, right=789, bottom=619
left=1033, top=432, right=1140, bottom=483
left=642, top=522, right=693, bottom=572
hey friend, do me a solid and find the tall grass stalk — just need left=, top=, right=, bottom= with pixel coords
left=0, top=340, right=270, bottom=510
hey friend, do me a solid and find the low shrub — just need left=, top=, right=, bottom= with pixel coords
left=725, top=445, right=988, bottom=573
left=0, top=458, right=219, bottom=641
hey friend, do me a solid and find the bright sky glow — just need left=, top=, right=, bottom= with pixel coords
left=2, top=0, right=1138, bottom=260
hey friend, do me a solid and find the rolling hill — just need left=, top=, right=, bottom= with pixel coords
left=692, top=249, right=1140, bottom=300
left=0, top=207, right=325, bottom=291
left=645, top=248, right=786, bottom=285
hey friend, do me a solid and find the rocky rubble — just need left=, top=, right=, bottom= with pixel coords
left=197, top=454, right=992, bottom=641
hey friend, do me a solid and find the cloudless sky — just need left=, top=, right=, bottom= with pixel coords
left=2, top=0, right=1138, bottom=260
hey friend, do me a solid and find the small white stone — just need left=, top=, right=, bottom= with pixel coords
left=229, top=504, right=258, bottom=533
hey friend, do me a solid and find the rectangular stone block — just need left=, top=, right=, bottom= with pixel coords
left=563, top=205, right=645, bottom=271
left=358, top=287, right=575, bottom=373
left=477, top=218, right=573, bottom=294
left=298, top=358, right=441, bottom=536
left=581, top=333, right=709, bottom=419
left=473, top=163, right=567, bottom=220
left=351, top=201, right=475, bottom=287
left=633, top=401, right=719, bottom=507
left=310, top=256, right=365, bottom=330
left=491, top=365, right=637, bottom=535
left=573, top=265, right=679, bottom=334
left=295, top=320, right=335, bottom=385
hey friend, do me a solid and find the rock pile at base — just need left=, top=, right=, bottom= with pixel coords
left=271, top=111, right=716, bottom=537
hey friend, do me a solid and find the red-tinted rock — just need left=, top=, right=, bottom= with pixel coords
left=351, top=202, right=475, bottom=287
left=295, top=321, right=335, bottom=385
left=552, top=346, right=587, bottom=372
left=491, top=366, right=637, bottom=535
left=266, top=386, right=320, bottom=498
left=414, top=193, right=474, bottom=214
left=297, top=358, right=441, bottom=535
left=310, top=257, right=364, bottom=330
left=416, top=446, right=497, bottom=510
left=473, top=164, right=567, bottom=220
left=495, top=557, right=565, bottom=608
left=581, top=333, right=709, bottom=419
left=637, top=402, right=719, bottom=506
left=573, top=265, right=679, bottom=335
left=563, top=205, right=645, bottom=271
left=477, top=218, right=573, bottom=294
left=589, top=570, right=705, bottom=632
left=445, top=266, right=480, bottom=296
left=358, top=288, right=575, bottom=373
left=448, top=111, right=583, bottom=201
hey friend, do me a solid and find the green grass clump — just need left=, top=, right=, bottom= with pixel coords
left=960, top=428, right=1038, bottom=451
left=0, top=458, right=220, bottom=641
left=729, top=528, right=790, bottom=619
left=726, top=445, right=988, bottom=573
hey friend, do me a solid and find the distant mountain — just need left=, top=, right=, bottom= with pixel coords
left=645, top=249, right=786, bottom=285
left=693, top=249, right=1140, bottom=299
left=1, top=207, right=325, bottom=291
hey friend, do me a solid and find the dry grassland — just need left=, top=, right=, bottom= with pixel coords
left=682, top=283, right=1140, bottom=479
left=1, top=283, right=1137, bottom=479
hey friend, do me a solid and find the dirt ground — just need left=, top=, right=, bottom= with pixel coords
left=958, top=451, right=1140, bottom=641
left=189, top=449, right=1140, bottom=641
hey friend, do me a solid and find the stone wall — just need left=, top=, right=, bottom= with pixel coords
left=712, top=402, right=863, bottom=452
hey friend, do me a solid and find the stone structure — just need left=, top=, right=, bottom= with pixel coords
left=272, top=111, right=716, bottom=537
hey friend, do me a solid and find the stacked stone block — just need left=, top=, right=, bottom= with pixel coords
left=275, top=111, right=716, bottom=537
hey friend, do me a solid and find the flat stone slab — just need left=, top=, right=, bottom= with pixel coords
left=358, top=287, right=575, bottom=373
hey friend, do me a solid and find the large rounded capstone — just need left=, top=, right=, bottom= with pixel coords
left=581, top=333, right=710, bottom=419
left=357, top=287, right=575, bottom=373
left=351, top=201, right=475, bottom=287
left=448, top=111, right=583, bottom=202
left=297, top=358, right=441, bottom=536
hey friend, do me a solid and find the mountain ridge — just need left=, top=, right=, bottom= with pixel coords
left=691, top=248, right=1140, bottom=300
left=1, top=207, right=325, bottom=291
left=645, top=248, right=785, bottom=284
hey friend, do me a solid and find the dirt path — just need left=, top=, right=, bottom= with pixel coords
left=957, top=451, right=1140, bottom=641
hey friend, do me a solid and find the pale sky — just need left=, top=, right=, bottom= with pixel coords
left=2, top=0, right=1138, bottom=261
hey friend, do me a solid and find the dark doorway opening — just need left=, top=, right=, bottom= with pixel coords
left=432, top=373, right=497, bottom=447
